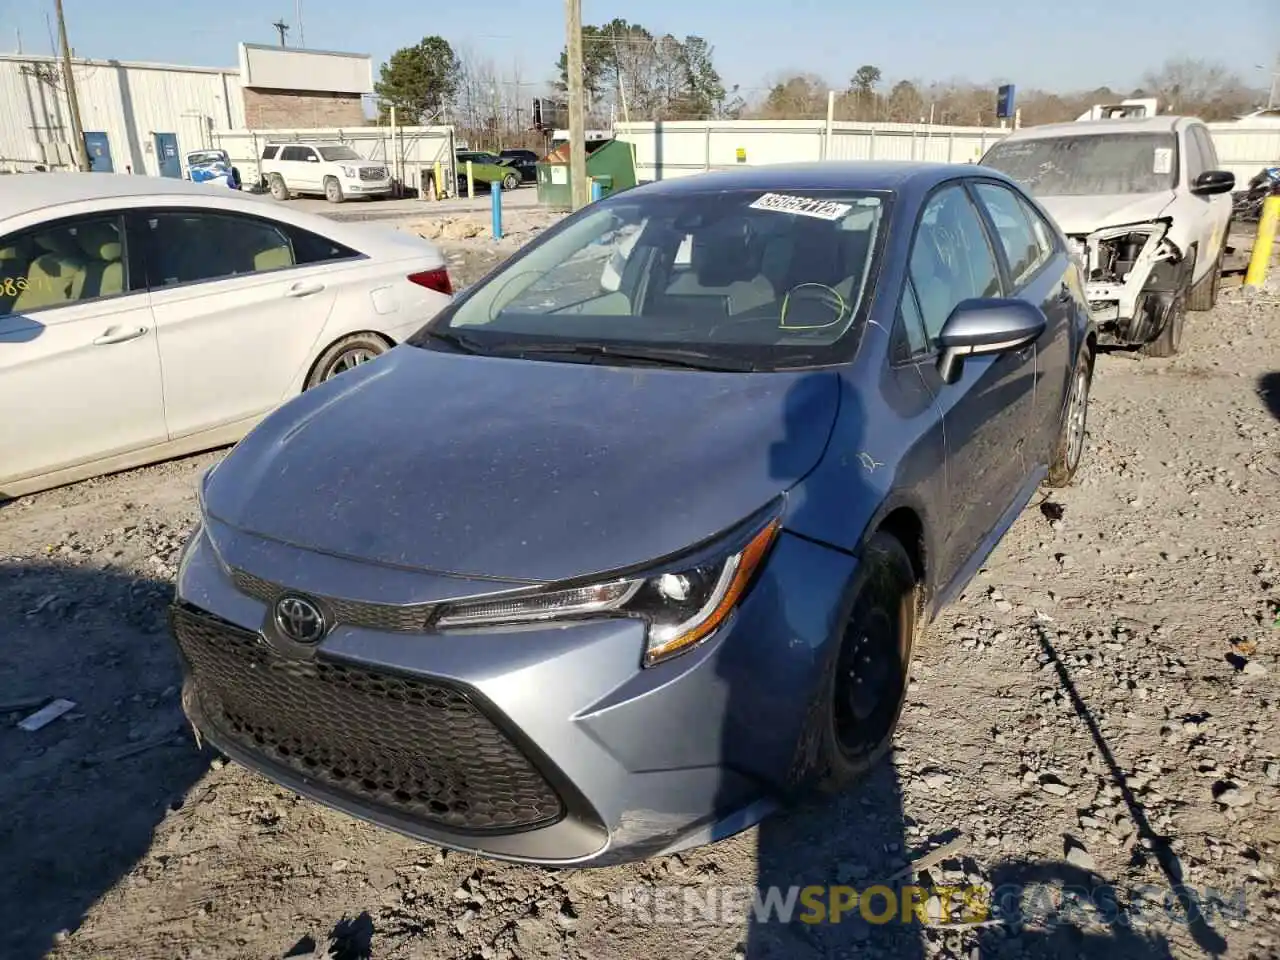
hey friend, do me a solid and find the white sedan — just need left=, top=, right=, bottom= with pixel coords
left=0, top=174, right=452, bottom=499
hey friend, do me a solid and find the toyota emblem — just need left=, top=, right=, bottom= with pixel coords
left=274, top=595, right=326, bottom=644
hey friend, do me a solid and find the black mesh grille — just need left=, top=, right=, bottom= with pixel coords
left=359, top=166, right=387, bottom=181
left=171, top=604, right=564, bottom=832
left=230, top=568, right=436, bottom=633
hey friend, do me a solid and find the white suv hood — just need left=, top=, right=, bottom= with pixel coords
left=1036, top=191, right=1176, bottom=237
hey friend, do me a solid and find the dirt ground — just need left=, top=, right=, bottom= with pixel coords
left=3, top=229, right=1280, bottom=960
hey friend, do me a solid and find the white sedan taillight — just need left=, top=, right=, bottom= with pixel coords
left=408, top=268, right=452, bottom=296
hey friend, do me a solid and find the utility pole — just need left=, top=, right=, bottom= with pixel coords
left=54, top=0, right=89, bottom=172
left=564, top=0, right=588, bottom=210
left=272, top=19, right=289, bottom=47
left=295, top=0, right=305, bottom=48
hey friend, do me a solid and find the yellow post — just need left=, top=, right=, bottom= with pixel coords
left=466, top=160, right=475, bottom=200
left=1244, top=195, right=1280, bottom=289
left=434, top=160, right=443, bottom=200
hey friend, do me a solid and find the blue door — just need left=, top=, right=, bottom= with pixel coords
left=154, top=133, right=181, bottom=178
left=83, top=132, right=113, bottom=172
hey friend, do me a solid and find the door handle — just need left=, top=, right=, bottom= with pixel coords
left=93, top=325, right=148, bottom=345
left=285, top=281, right=325, bottom=298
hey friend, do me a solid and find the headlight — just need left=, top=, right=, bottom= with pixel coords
left=340, top=165, right=357, bottom=178
left=433, top=515, right=782, bottom=667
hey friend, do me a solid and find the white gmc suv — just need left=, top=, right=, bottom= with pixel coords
left=259, top=141, right=394, bottom=204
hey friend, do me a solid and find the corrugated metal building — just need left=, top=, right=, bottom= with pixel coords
left=0, top=43, right=373, bottom=176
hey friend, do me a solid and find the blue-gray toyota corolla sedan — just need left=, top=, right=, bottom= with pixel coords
left=171, top=162, right=1096, bottom=866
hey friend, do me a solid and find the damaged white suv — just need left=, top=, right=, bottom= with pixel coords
left=980, top=116, right=1234, bottom=356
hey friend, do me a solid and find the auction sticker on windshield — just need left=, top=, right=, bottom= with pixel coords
left=1153, top=147, right=1173, bottom=175
left=750, top=193, right=853, bottom=220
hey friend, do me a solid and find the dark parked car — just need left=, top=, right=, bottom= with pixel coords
left=499, top=148, right=540, bottom=183
left=170, top=162, right=1096, bottom=867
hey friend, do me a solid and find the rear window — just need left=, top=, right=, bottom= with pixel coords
left=982, top=132, right=1178, bottom=196
left=417, top=188, right=889, bottom=370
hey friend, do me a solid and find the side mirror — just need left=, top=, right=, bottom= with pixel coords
left=1192, top=170, right=1235, bottom=196
left=936, top=298, right=1046, bottom=384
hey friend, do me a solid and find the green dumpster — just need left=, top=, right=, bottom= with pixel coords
left=536, top=138, right=636, bottom=209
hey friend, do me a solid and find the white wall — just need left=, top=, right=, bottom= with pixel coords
left=614, top=118, right=1280, bottom=186
left=0, top=54, right=243, bottom=175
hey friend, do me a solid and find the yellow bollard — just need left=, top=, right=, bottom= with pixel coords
left=1244, top=194, right=1280, bottom=289
left=434, top=161, right=443, bottom=200
left=466, top=160, right=475, bottom=200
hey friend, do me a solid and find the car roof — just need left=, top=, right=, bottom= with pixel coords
left=996, top=115, right=1191, bottom=142
left=0, top=173, right=248, bottom=220
left=628, top=161, right=974, bottom=198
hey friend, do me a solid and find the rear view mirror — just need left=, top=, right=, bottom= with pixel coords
left=1192, top=170, right=1235, bottom=196
left=936, top=298, right=1046, bottom=384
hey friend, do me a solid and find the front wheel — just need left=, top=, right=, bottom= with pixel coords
left=796, top=532, right=918, bottom=794
left=267, top=174, right=289, bottom=201
left=1188, top=243, right=1224, bottom=312
left=324, top=177, right=344, bottom=204
left=1141, top=285, right=1187, bottom=358
left=1046, top=344, right=1093, bottom=487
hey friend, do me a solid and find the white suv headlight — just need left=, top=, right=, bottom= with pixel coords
left=340, top=165, right=358, bottom=178
left=433, top=515, right=782, bottom=667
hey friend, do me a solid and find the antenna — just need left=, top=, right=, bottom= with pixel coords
left=271, top=19, right=289, bottom=47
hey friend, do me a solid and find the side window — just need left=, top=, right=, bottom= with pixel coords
left=973, top=182, right=1044, bottom=287
left=279, top=146, right=305, bottom=162
left=0, top=215, right=128, bottom=317
left=896, top=278, right=928, bottom=358
left=261, top=145, right=279, bottom=160
left=1017, top=196, right=1057, bottom=259
left=908, top=184, right=1003, bottom=345
left=303, top=148, right=320, bottom=164
left=143, top=211, right=296, bottom=287
left=1183, top=130, right=1206, bottom=182
left=285, top=224, right=361, bottom=265
left=1193, top=126, right=1219, bottom=171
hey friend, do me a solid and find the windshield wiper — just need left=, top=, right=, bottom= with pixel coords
left=506, top=342, right=755, bottom=372
left=415, top=328, right=487, bottom=355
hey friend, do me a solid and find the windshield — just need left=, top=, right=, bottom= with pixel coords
left=982, top=133, right=1178, bottom=196
left=410, top=188, right=888, bottom=370
left=317, top=145, right=361, bottom=161
left=186, top=151, right=225, bottom=166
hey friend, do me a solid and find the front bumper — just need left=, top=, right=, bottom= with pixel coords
left=341, top=179, right=394, bottom=196
left=171, top=521, right=855, bottom=865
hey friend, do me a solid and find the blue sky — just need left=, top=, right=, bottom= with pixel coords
left=4, top=0, right=1277, bottom=101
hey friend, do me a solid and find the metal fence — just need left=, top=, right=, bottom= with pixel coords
left=614, top=119, right=1280, bottom=186
left=210, top=125, right=457, bottom=194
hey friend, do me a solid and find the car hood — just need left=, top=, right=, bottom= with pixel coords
left=1034, top=191, right=1175, bottom=237
left=203, top=346, right=840, bottom=583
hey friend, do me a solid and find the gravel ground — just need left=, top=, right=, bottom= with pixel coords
left=3, top=240, right=1280, bottom=960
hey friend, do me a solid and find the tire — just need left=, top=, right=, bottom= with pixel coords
left=1188, top=245, right=1222, bottom=312
left=502, top=172, right=519, bottom=191
left=1140, top=284, right=1188, bottom=358
left=267, top=174, right=289, bottom=201
left=304, top=333, right=390, bottom=390
left=796, top=532, right=919, bottom=795
left=324, top=177, right=344, bottom=204
left=1046, top=344, right=1093, bottom=487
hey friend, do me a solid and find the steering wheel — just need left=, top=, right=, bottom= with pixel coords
left=778, top=283, right=848, bottom=332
